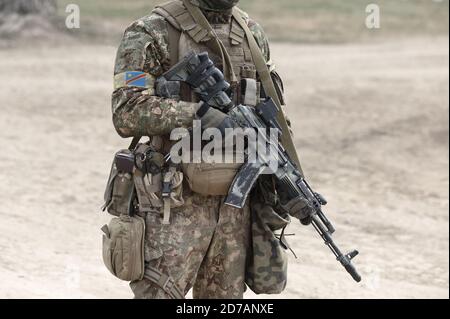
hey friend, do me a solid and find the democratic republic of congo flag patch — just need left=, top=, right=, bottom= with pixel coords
left=114, top=71, right=155, bottom=90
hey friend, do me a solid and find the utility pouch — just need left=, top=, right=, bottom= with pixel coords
left=101, top=214, right=145, bottom=282
left=245, top=180, right=291, bottom=294
left=134, top=169, right=163, bottom=212
left=133, top=144, right=164, bottom=212
left=241, top=78, right=260, bottom=107
left=102, top=150, right=136, bottom=217
left=182, top=162, right=242, bottom=196
left=133, top=143, right=184, bottom=213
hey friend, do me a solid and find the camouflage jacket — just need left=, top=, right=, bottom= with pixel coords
left=111, top=7, right=282, bottom=138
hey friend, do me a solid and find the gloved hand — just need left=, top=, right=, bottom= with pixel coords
left=187, top=53, right=233, bottom=111
left=281, top=197, right=315, bottom=225
left=196, top=102, right=237, bottom=133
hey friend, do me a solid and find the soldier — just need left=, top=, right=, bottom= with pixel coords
left=110, top=0, right=311, bottom=299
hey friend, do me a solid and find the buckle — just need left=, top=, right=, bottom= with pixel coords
left=159, top=274, right=173, bottom=291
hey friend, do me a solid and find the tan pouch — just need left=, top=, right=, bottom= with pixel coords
left=134, top=170, right=163, bottom=212
left=182, top=162, right=242, bottom=196
left=133, top=144, right=185, bottom=212
left=134, top=169, right=185, bottom=212
left=101, top=214, right=145, bottom=282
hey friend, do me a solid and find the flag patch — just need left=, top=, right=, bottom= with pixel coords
left=125, top=71, right=147, bottom=87
left=114, top=71, right=155, bottom=90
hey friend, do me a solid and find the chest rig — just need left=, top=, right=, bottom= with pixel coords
left=153, top=0, right=260, bottom=107
left=151, top=0, right=303, bottom=180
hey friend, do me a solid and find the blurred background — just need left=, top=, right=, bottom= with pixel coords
left=0, top=0, right=448, bottom=298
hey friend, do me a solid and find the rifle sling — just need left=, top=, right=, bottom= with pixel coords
left=231, top=7, right=304, bottom=175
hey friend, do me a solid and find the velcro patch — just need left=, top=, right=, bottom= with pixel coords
left=114, top=71, right=155, bottom=90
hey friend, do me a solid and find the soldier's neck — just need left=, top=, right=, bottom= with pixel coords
left=201, top=8, right=232, bottom=24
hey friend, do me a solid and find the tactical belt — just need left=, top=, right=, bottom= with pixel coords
left=144, top=267, right=185, bottom=299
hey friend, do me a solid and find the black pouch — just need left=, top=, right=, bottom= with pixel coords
left=102, top=149, right=136, bottom=217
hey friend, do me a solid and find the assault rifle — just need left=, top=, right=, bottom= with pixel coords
left=158, top=52, right=362, bottom=283
left=227, top=100, right=361, bottom=282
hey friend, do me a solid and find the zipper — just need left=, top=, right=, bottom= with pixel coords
left=129, top=218, right=136, bottom=280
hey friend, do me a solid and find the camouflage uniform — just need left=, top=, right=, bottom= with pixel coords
left=111, top=0, right=287, bottom=299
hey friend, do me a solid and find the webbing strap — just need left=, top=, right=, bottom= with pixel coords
left=232, top=8, right=304, bottom=174
left=182, top=0, right=237, bottom=83
left=167, top=23, right=181, bottom=67
left=144, top=267, right=185, bottom=299
left=162, top=166, right=176, bottom=225
left=230, top=19, right=245, bottom=45
left=128, top=136, right=141, bottom=151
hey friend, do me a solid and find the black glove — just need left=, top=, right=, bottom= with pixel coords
left=187, top=53, right=233, bottom=112
left=281, top=197, right=315, bottom=225
left=281, top=192, right=327, bottom=225
left=196, top=102, right=237, bottom=133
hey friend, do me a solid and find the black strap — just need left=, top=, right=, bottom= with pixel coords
left=196, top=102, right=210, bottom=117
left=128, top=136, right=141, bottom=151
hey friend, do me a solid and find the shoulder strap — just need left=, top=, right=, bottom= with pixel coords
left=154, top=0, right=211, bottom=43
left=182, top=0, right=237, bottom=82
left=128, top=136, right=141, bottom=151
left=154, top=0, right=237, bottom=83
left=167, top=22, right=181, bottom=67
left=232, top=7, right=303, bottom=174
left=230, top=18, right=245, bottom=45
left=152, top=2, right=182, bottom=67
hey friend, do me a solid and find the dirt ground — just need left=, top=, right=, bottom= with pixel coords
left=0, top=35, right=448, bottom=299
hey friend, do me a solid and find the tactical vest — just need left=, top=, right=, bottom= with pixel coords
left=153, top=0, right=261, bottom=107
left=146, top=0, right=301, bottom=196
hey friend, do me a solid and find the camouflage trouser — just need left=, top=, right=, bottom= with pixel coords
left=130, top=189, right=251, bottom=299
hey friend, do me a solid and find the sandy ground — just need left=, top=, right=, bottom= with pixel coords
left=0, top=36, right=448, bottom=299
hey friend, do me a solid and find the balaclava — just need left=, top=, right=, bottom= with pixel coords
left=193, top=0, right=240, bottom=12
left=191, top=0, right=239, bottom=23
